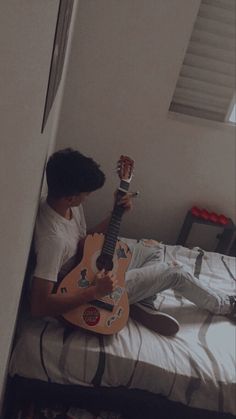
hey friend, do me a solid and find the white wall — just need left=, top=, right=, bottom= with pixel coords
left=56, top=0, right=236, bottom=248
left=0, top=0, right=78, bottom=410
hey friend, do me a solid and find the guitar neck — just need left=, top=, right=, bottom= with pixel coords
left=102, top=180, right=130, bottom=257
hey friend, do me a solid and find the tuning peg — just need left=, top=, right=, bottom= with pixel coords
left=130, top=191, right=139, bottom=198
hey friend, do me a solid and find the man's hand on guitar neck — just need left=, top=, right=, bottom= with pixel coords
left=115, top=190, right=134, bottom=213
left=94, top=269, right=117, bottom=298
left=87, top=191, right=134, bottom=236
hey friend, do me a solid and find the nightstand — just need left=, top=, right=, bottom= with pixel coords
left=176, top=210, right=235, bottom=255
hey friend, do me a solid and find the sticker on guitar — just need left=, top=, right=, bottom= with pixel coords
left=107, top=307, right=124, bottom=327
left=83, top=306, right=100, bottom=326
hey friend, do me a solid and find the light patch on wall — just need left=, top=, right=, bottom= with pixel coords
left=228, top=103, right=236, bottom=123
left=41, top=0, right=74, bottom=133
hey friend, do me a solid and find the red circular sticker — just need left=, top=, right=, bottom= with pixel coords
left=83, top=307, right=100, bottom=326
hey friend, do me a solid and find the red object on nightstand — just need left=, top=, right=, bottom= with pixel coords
left=209, top=212, right=218, bottom=223
left=200, top=209, right=210, bottom=220
left=218, top=214, right=229, bottom=225
left=191, top=206, right=201, bottom=217
left=191, top=206, right=229, bottom=225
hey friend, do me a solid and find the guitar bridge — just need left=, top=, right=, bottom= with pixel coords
left=89, top=299, right=114, bottom=312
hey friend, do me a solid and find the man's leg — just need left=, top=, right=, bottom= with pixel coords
left=126, top=262, right=181, bottom=336
left=126, top=261, right=233, bottom=315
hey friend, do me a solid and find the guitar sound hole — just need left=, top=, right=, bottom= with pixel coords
left=96, top=254, right=114, bottom=271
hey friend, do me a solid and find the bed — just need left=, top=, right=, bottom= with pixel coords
left=6, top=240, right=236, bottom=419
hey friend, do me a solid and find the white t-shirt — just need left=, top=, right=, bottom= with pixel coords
left=33, top=198, right=86, bottom=283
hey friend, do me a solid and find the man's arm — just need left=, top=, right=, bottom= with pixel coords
left=30, top=270, right=116, bottom=317
left=87, top=214, right=111, bottom=235
left=88, top=192, right=134, bottom=235
left=31, top=193, right=133, bottom=317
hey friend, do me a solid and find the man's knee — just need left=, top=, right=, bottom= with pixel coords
left=166, top=265, right=186, bottom=287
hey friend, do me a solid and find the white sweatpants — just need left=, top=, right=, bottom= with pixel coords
left=123, top=239, right=231, bottom=315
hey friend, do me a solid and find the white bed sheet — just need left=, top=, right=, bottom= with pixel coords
left=9, top=243, right=236, bottom=415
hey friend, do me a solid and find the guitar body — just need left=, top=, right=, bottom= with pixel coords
left=57, top=233, right=131, bottom=334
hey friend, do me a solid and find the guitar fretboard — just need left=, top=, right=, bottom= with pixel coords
left=102, top=180, right=129, bottom=257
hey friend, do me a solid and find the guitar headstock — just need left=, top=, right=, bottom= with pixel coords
left=117, top=155, right=134, bottom=183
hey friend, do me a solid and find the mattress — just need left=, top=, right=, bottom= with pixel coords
left=9, top=243, right=236, bottom=416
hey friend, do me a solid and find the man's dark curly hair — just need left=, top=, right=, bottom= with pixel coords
left=46, top=148, right=105, bottom=198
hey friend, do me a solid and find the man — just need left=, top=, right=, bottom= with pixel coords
left=31, top=148, right=236, bottom=336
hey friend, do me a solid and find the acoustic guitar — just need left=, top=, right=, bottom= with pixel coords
left=56, top=155, right=135, bottom=334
